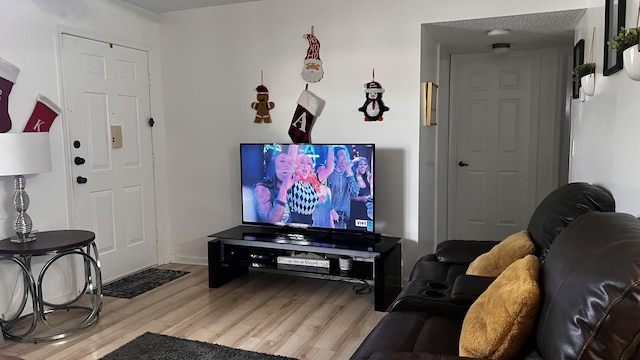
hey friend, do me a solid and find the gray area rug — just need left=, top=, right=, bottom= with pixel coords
left=102, top=268, right=189, bottom=299
left=100, top=332, right=298, bottom=360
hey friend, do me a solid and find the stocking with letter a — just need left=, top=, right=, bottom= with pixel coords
left=288, top=89, right=324, bottom=144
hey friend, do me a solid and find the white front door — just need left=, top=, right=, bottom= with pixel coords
left=61, top=34, right=157, bottom=282
left=449, top=52, right=537, bottom=241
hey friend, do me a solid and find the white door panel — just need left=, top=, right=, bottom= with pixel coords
left=61, top=34, right=157, bottom=282
left=450, top=53, right=536, bottom=241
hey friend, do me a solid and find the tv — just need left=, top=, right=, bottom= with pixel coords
left=240, top=143, right=376, bottom=240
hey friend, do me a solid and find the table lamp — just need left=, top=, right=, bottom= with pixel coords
left=0, top=132, right=52, bottom=243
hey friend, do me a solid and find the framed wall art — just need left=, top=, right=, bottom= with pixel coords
left=573, top=39, right=585, bottom=99
left=421, top=81, right=438, bottom=126
left=604, top=0, right=626, bottom=76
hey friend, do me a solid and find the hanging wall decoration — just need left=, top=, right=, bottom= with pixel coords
left=23, top=93, right=61, bottom=132
left=572, top=39, right=585, bottom=99
left=0, top=57, right=20, bottom=133
left=579, top=27, right=597, bottom=97
left=421, top=81, right=438, bottom=126
left=607, top=2, right=640, bottom=80
left=301, top=26, right=324, bottom=83
left=358, top=69, right=389, bottom=122
left=603, top=0, right=626, bottom=76
left=250, top=71, right=275, bottom=123
left=288, top=88, right=325, bottom=144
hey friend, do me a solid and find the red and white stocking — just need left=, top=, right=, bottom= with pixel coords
left=0, top=57, right=20, bottom=133
left=23, top=93, right=61, bottom=132
left=288, top=89, right=324, bottom=144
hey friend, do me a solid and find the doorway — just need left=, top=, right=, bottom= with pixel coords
left=60, top=34, right=158, bottom=282
left=421, top=10, right=581, bottom=247
left=448, top=51, right=538, bottom=241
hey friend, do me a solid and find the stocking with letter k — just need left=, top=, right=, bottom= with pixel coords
left=23, top=93, right=61, bottom=132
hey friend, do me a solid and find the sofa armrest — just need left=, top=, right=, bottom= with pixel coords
left=450, top=275, right=495, bottom=305
left=435, top=240, right=500, bottom=264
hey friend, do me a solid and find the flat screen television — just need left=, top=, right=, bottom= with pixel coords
left=240, top=143, right=376, bottom=239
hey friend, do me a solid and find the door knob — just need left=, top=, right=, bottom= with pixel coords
left=74, top=157, right=86, bottom=165
left=76, top=176, right=88, bottom=184
left=458, top=161, right=469, bottom=167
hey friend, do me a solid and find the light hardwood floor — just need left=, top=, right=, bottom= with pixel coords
left=0, top=263, right=386, bottom=360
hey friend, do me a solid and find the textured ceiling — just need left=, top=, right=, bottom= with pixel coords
left=425, top=9, right=586, bottom=54
left=117, top=0, right=259, bottom=13
left=116, top=1, right=585, bottom=55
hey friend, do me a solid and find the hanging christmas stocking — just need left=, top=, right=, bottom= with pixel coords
left=288, top=89, right=325, bottom=144
left=0, top=57, right=20, bottom=133
left=23, top=93, right=61, bottom=132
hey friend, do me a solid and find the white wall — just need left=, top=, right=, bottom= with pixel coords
left=571, top=0, right=640, bottom=216
left=0, top=0, right=593, bottom=316
left=158, top=0, right=588, bottom=271
left=0, top=0, right=164, bottom=313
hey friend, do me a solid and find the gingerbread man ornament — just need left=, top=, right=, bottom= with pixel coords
left=251, top=84, right=275, bottom=123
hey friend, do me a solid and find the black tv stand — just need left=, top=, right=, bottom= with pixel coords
left=325, top=229, right=382, bottom=243
left=207, top=225, right=401, bottom=311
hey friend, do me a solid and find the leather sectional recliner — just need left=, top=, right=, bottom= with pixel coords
left=351, top=183, right=630, bottom=360
left=388, top=182, right=615, bottom=319
left=352, top=211, right=640, bottom=359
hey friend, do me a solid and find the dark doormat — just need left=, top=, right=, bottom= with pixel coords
left=102, top=268, right=190, bottom=299
left=100, top=332, right=298, bottom=360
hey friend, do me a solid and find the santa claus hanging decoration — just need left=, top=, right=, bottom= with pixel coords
left=250, top=71, right=275, bottom=123
left=301, top=27, right=324, bottom=83
left=358, top=70, right=389, bottom=122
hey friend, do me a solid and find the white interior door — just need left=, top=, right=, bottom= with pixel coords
left=61, top=34, right=157, bottom=282
left=449, top=52, right=536, bottom=241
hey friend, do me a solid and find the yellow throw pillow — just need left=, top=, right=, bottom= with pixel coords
left=466, top=230, right=535, bottom=277
left=459, top=255, right=540, bottom=360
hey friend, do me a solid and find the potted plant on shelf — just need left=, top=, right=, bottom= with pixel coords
left=608, top=27, right=640, bottom=80
left=573, top=62, right=596, bottom=79
left=573, top=62, right=596, bottom=96
left=576, top=27, right=598, bottom=97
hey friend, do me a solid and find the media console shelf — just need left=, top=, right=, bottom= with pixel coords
left=207, top=225, right=402, bottom=311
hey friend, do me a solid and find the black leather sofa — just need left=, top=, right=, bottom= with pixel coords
left=352, top=211, right=640, bottom=359
left=388, top=182, right=615, bottom=319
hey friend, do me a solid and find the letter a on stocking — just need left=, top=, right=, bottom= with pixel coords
left=0, top=57, right=20, bottom=133
left=288, top=89, right=324, bottom=144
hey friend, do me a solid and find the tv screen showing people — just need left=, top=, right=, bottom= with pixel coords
left=240, top=143, right=375, bottom=233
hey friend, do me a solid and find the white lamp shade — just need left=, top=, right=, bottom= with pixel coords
left=0, top=133, right=52, bottom=176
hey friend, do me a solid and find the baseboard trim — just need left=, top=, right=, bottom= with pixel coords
left=170, top=255, right=208, bottom=266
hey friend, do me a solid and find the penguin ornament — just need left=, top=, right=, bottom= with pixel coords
left=358, top=80, right=389, bottom=122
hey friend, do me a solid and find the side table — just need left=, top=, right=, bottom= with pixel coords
left=0, top=230, right=102, bottom=342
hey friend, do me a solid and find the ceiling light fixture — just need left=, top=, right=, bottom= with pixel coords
left=491, top=43, right=512, bottom=56
left=487, top=29, right=510, bottom=37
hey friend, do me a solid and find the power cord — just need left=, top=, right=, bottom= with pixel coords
left=352, top=278, right=372, bottom=294
left=320, top=274, right=373, bottom=295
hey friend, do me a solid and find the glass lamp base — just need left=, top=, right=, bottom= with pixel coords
left=10, top=232, right=37, bottom=243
